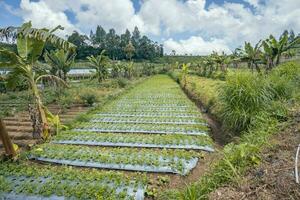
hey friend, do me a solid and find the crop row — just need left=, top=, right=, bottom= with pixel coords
left=0, top=162, right=147, bottom=200
left=29, top=144, right=200, bottom=174
left=94, top=113, right=201, bottom=118
left=100, top=107, right=200, bottom=114
left=76, top=122, right=208, bottom=131
left=90, top=116, right=206, bottom=124
left=52, top=132, right=214, bottom=151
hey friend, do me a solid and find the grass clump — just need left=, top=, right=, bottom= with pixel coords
left=220, top=71, right=274, bottom=134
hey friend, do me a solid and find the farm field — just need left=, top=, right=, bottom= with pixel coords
left=0, top=75, right=214, bottom=199
left=1, top=1, right=300, bottom=199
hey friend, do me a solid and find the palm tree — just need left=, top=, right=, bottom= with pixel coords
left=0, top=22, right=75, bottom=140
left=87, top=50, right=110, bottom=83
left=239, top=41, right=262, bottom=73
left=44, top=49, right=76, bottom=81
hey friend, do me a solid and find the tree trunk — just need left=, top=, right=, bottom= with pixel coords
left=30, top=81, right=49, bottom=140
left=28, top=104, right=42, bottom=139
left=0, top=119, right=16, bottom=157
left=63, top=72, right=67, bottom=82
left=255, top=63, right=261, bottom=73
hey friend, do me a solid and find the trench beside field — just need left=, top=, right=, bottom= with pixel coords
left=0, top=75, right=214, bottom=200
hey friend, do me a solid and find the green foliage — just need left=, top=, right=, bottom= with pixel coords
left=87, top=50, right=110, bottom=83
left=220, top=71, right=274, bottom=133
left=44, top=49, right=76, bottom=81
left=116, top=77, right=128, bottom=88
left=80, top=92, right=97, bottom=106
left=268, top=61, right=300, bottom=100
left=0, top=162, right=147, bottom=199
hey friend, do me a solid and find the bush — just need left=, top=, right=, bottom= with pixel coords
left=268, top=62, right=300, bottom=100
left=220, top=72, right=274, bottom=134
left=80, top=93, right=97, bottom=106
left=116, top=78, right=128, bottom=88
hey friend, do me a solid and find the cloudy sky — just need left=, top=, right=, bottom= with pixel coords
left=0, top=0, right=300, bottom=55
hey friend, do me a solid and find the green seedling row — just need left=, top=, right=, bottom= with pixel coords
left=52, top=132, right=213, bottom=148
left=29, top=144, right=199, bottom=174
left=0, top=162, right=147, bottom=200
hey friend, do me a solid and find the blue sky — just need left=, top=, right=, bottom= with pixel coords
left=0, top=0, right=299, bottom=55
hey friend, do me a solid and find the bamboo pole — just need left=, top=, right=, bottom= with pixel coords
left=0, top=118, right=16, bottom=157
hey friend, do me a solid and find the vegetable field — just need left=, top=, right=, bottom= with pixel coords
left=0, top=75, right=213, bottom=199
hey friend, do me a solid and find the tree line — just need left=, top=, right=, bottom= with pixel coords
left=0, top=25, right=164, bottom=62
left=67, top=26, right=163, bottom=61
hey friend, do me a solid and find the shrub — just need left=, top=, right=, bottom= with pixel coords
left=80, top=93, right=97, bottom=106
left=268, top=62, right=300, bottom=100
left=220, top=71, right=274, bottom=134
left=116, top=78, right=128, bottom=88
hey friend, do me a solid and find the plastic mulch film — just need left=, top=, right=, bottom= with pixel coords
left=29, top=157, right=198, bottom=175
left=52, top=140, right=214, bottom=152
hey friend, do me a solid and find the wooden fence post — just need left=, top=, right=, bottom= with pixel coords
left=0, top=118, right=16, bottom=157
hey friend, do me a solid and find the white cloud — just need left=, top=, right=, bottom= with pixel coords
left=4, top=0, right=300, bottom=55
left=243, top=0, right=260, bottom=7
left=19, top=0, right=77, bottom=37
left=164, top=36, right=231, bottom=55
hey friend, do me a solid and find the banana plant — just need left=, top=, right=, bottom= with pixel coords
left=239, top=41, right=262, bottom=73
left=124, top=61, right=134, bottom=79
left=44, top=107, right=67, bottom=135
left=87, top=50, right=110, bottom=83
left=181, top=63, right=190, bottom=88
left=0, top=22, right=75, bottom=140
left=44, top=49, right=76, bottom=81
left=263, top=33, right=300, bottom=66
left=111, top=61, right=123, bottom=78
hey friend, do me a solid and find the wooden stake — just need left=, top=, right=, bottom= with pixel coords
left=0, top=118, right=16, bottom=157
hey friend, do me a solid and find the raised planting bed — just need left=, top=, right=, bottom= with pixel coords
left=94, top=113, right=202, bottom=118
left=89, top=115, right=207, bottom=125
left=0, top=162, right=147, bottom=200
left=28, top=144, right=200, bottom=175
left=51, top=132, right=214, bottom=152
left=99, top=106, right=199, bottom=114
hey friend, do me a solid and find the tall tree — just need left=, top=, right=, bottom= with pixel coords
left=124, top=41, right=135, bottom=60
left=92, top=25, right=106, bottom=49
left=67, top=31, right=87, bottom=47
left=131, top=26, right=141, bottom=58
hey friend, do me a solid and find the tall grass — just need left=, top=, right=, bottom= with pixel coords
left=268, top=61, right=300, bottom=100
left=220, top=71, right=274, bottom=134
